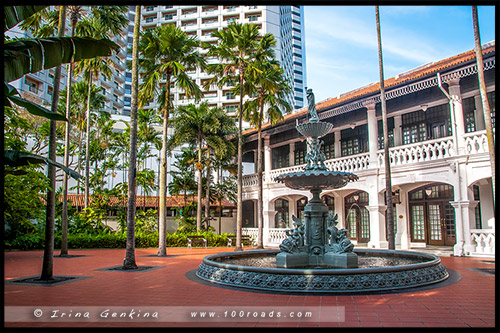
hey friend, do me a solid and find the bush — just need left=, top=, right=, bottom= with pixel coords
left=6, top=231, right=232, bottom=250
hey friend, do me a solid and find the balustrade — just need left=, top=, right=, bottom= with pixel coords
left=470, top=229, right=495, bottom=255
left=378, top=136, right=455, bottom=167
left=464, top=130, right=488, bottom=154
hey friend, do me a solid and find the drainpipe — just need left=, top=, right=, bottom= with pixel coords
left=437, top=73, right=464, bottom=256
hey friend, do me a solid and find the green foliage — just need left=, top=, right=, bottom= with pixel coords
left=73, top=207, right=114, bottom=234
left=6, top=231, right=231, bottom=250
left=3, top=168, right=49, bottom=240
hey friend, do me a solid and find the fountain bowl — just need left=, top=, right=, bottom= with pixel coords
left=296, top=121, right=333, bottom=138
left=196, top=249, right=449, bottom=293
left=276, top=170, right=359, bottom=190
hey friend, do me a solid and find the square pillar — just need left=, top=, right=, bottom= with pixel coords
left=263, top=136, right=271, bottom=184
left=474, top=94, right=486, bottom=131
left=366, top=205, right=388, bottom=249
left=334, top=131, right=341, bottom=158
left=448, top=79, right=466, bottom=153
left=365, top=103, right=379, bottom=166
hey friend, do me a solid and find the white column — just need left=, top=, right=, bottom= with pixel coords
left=334, top=130, right=341, bottom=158
left=366, top=205, right=388, bottom=249
left=289, top=141, right=295, bottom=167
left=366, top=103, right=379, bottom=166
left=448, top=79, right=466, bottom=153
left=393, top=114, right=402, bottom=146
left=474, top=94, right=486, bottom=131
left=263, top=136, right=271, bottom=184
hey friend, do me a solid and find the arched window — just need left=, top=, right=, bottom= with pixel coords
left=274, top=198, right=289, bottom=228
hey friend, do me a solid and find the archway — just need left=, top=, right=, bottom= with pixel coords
left=274, top=198, right=289, bottom=228
left=344, top=190, right=370, bottom=243
left=242, top=200, right=255, bottom=228
left=408, top=183, right=455, bottom=246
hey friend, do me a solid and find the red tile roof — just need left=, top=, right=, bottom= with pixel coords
left=242, top=44, right=495, bottom=136
left=44, top=194, right=236, bottom=209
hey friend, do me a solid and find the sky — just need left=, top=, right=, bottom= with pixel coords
left=303, top=5, right=496, bottom=103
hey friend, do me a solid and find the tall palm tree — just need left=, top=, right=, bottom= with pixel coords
left=137, top=24, right=205, bottom=256
left=204, top=22, right=274, bottom=251
left=375, top=6, right=395, bottom=249
left=122, top=5, right=141, bottom=270
left=204, top=107, right=238, bottom=229
left=243, top=59, right=292, bottom=249
left=73, top=6, right=128, bottom=209
left=60, top=5, right=84, bottom=257
left=169, top=101, right=221, bottom=231
left=41, top=5, right=66, bottom=280
left=472, top=6, right=495, bottom=206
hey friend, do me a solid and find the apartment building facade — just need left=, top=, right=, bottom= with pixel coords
left=139, top=4, right=307, bottom=124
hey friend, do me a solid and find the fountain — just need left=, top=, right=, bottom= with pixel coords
left=196, top=89, right=449, bottom=293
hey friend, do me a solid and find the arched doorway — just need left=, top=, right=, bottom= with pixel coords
left=242, top=200, right=255, bottom=228
left=344, top=191, right=370, bottom=243
left=322, top=194, right=335, bottom=216
left=274, top=198, right=289, bottom=228
left=408, top=183, right=455, bottom=246
left=296, top=196, right=308, bottom=220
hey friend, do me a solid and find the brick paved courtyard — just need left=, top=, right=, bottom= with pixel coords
left=4, top=247, right=496, bottom=327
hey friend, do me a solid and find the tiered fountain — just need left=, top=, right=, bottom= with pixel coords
left=196, top=89, right=449, bottom=293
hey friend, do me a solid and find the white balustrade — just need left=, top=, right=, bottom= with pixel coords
left=464, top=130, right=488, bottom=154
left=378, top=136, right=455, bottom=167
left=267, top=228, right=288, bottom=245
left=470, top=229, right=495, bottom=255
left=241, top=227, right=258, bottom=245
left=325, top=153, right=370, bottom=172
left=242, top=174, right=259, bottom=187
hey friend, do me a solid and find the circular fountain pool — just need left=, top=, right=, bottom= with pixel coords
left=196, top=249, right=449, bottom=293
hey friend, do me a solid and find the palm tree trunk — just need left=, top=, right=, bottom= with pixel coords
left=84, top=74, right=93, bottom=209
left=61, top=17, right=77, bottom=257
left=376, top=6, right=395, bottom=249
left=196, top=138, right=203, bottom=231
left=123, top=5, right=141, bottom=269
left=472, top=6, right=495, bottom=206
left=205, top=149, right=211, bottom=229
left=157, top=78, right=170, bottom=256
left=235, top=64, right=245, bottom=251
left=256, top=105, right=264, bottom=249
left=41, top=6, right=66, bottom=280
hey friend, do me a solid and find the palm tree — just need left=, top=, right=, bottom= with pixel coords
left=137, top=24, right=205, bottom=256
left=375, top=6, right=395, bottom=249
left=472, top=6, right=495, bottom=206
left=243, top=59, right=292, bottom=249
left=204, top=22, right=275, bottom=251
left=204, top=107, right=238, bottom=229
left=5, top=6, right=118, bottom=280
left=169, top=102, right=221, bottom=231
left=61, top=5, right=84, bottom=257
left=41, top=5, right=66, bottom=280
left=122, top=5, right=141, bottom=270
left=73, top=6, right=128, bottom=209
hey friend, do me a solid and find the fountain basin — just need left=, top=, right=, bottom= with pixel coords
left=196, top=249, right=449, bottom=293
left=296, top=121, right=333, bottom=138
left=276, top=170, right=359, bottom=190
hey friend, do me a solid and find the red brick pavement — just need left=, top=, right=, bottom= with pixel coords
left=3, top=247, right=496, bottom=328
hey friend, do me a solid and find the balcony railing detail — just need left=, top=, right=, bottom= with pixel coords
left=378, top=136, right=455, bottom=167
left=470, top=229, right=495, bottom=255
left=464, top=130, right=489, bottom=154
left=325, top=153, right=370, bottom=172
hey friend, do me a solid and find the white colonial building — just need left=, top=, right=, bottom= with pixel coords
left=240, top=43, right=495, bottom=257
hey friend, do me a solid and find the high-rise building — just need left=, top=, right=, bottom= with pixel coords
left=6, top=6, right=129, bottom=117
left=138, top=5, right=307, bottom=125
